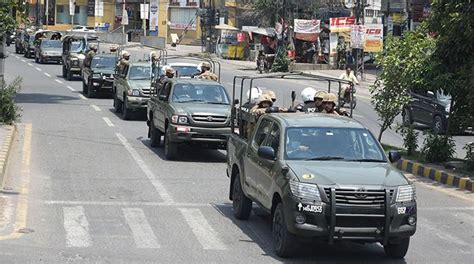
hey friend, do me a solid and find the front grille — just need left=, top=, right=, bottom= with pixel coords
left=141, top=88, right=151, bottom=96
left=335, top=216, right=384, bottom=228
left=192, top=115, right=227, bottom=123
left=324, top=188, right=394, bottom=206
left=191, top=134, right=227, bottom=140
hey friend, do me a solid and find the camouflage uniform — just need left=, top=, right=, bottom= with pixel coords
left=198, top=70, right=218, bottom=81
left=248, top=94, right=273, bottom=135
left=84, top=49, right=96, bottom=68
left=321, top=93, right=340, bottom=115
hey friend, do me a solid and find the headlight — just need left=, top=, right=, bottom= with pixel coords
left=289, top=181, right=321, bottom=202
left=77, top=54, right=85, bottom=60
left=171, top=115, right=188, bottom=124
left=396, top=185, right=416, bottom=202
left=92, top=73, right=101, bottom=79
left=128, top=89, right=140, bottom=96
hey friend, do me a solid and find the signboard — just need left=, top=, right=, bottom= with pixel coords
left=122, top=9, right=129, bottom=25
left=330, top=17, right=356, bottom=32
left=140, top=4, right=149, bottom=19
left=351, top=25, right=365, bottom=49
left=364, top=24, right=383, bottom=52
left=169, top=23, right=196, bottom=30
left=294, top=19, right=320, bottom=34
left=69, top=0, right=75, bottom=16
left=149, top=1, right=159, bottom=30
left=87, top=0, right=95, bottom=16
left=169, top=0, right=199, bottom=7
left=95, top=0, right=104, bottom=17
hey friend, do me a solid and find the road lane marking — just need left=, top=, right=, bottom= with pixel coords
left=14, top=55, right=19, bottom=59
left=35, top=67, right=42, bottom=71
left=91, top=105, right=101, bottom=111
left=44, top=72, right=51, bottom=77
left=63, top=206, right=92, bottom=248
left=21, top=59, right=26, bottom=62
left=43, top=200, right=215, bottom=207
left=123, top=208, right=160, bottom=248
left=55, top=79, right=63, bottom=84
left=116, top=133, right=174, bottom=204
left=102, top=117, right=115, bottom=127
left=78, top=94, right=88, bottom=100
left=66, top=85, right=76, bottom=91
left=179, top=208, right=226, bottom=250
left=27, top=63, right=33, bottom=66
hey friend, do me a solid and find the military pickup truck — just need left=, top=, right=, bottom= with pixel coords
left=147, top=78, right=232, bottom=160
left=82, top=54, right=116, bottom=98
left=62, top=34, right=98, bottom=80
left=226, top=113, right=417, bottom=258
left=113, top=62, right=152, bottom=120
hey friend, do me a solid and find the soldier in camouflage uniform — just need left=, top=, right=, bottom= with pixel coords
left=197, top=62, right=218, bottom=81
left=116, top=50, right=130, bottom=75
left=83, top=44, right=98, bottom=69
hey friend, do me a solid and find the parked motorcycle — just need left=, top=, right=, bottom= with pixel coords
left=340, top=84, right=357, bottom=109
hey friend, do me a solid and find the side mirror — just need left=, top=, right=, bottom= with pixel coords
left=258, top=146, right=276, bottom=160
left=233, top=99, right=239, bottom=105
left=159, top=94, right=168, bottom=101
left=388, top=150, right=401, bottom=163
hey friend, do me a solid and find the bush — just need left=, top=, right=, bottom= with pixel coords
left=421, top=131, right=455, bottom=163
left=0, top=77, right=22, bottom=125
left=396, top=125, right=419, bottom=155
left=464, top=143, right=474, bottom=171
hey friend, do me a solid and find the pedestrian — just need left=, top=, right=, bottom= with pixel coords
left=83, top=44, right=98, bottom=69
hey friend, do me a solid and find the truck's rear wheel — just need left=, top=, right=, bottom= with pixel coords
left=62, top=65, right=66, bottom=77
left=149, top=119, right=162, bottom=148
left=272, top=203, right=297, bottom=258
left=232, top=173, right=252, bottom=220
left=164, top=129, right=178, bottom=160
left=384, top=238, right=410, bottom=259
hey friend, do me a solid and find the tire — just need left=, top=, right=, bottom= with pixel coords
left=149, top=119, right=163, bottom=148
left=164, top=128, right=178, bottom=160
left=35, top=56, right=39, bottom=63
left=122, top=96, right=132, bottom=120
left=402, top=108, right=412, bottom=125
left=66, top=68, right=73, bottom=81
left=113, top=91, right=123, bottom=113
left=232, top=173, right=252, bottom=220
left=86, top=81, right=95, bottom=98
left=272, top=203, right=297, bottom=258
left=432, top=115, right=445, bottom=134
left=384, top=238, right=410, bottom=259
left=15, top=46, right=19, bottom=54
left=62, top=65, right=67, bottom=78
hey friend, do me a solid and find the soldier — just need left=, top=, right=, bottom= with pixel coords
left=116, top=50, right=130, bottom=74
left=83, top=44, right=98, bottom=69
left=239, top=87, right=263, bottom=138
left=296, top=87, right=317, bottom=112
left=321, top=93, right=339, bottom=115
left=263, top=89, right=289, bottom=112
left=247, top=94, right=274, bottom=135
left=197, top=62, right=218, bottom=81
left=314, top=90, right=328, bottom=112
left=158, top=66, right=175, bottom=84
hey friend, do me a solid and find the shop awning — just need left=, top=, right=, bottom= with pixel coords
left=215, top=24, right=239, bottom=31
left=241, top=26, right=276, bottom=37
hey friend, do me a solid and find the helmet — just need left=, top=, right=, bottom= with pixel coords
left=257, top=94, right=273, bottom=105
left=314, top=90, right=328, bottom=100
left=247, top=87, right=263, bottom=104
left=151, top=52, right=159, bottom=59
left=201, top=61, right=211, bottom=70
left=121, top=50, right=130, bottom=57
left=164, top=66, right=175, bottom=74
left=322, top=93, right=337, bottom=104
left=301, top=87, right=317, bottom=102
left=262, top=90, right=276, bottom=101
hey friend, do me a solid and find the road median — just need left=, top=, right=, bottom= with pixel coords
left=0, top=124, right=16, bottom=189
left=396, top=158, right=473, bottom=192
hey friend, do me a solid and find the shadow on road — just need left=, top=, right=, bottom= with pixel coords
left=15, top=92, right=79, bottom=104
left=213, top=204, right=408, bottom=263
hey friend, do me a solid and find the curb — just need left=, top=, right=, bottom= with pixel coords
left=0, top=125, right=16, bottom=189
left=396, top=159, right=473, bottom=192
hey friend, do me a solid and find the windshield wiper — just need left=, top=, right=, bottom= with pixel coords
left=305, top=156, right=346, bottom=161
left=206, top=101, right=229, bottom=105
left=176, top=99, right=205, bottom=103
left=347, top=158, right=386, bottom=162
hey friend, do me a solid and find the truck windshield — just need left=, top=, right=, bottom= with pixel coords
left=129, top=66, right=151, bottom=80
left=172, top=84, right=230, bottom=104
left=41, top=40, right=62, bottom=49
left=172, top=66, right=200, bottom=77
left=91, top=56, right=116, bottom=69
left=285, top=127, right=386, bottom=161
left=71, top=41, right=83, bottom=52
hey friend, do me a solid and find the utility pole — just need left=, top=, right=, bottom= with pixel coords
left=353, top=0, right=365, bottom=78
left=45, top=0, right=49, bottom=29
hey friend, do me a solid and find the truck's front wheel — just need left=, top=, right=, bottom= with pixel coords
left=272, top=203, right=297, bottom=258
left=164, top=129, right=178, bottom=160
left=384, top=238, right=410, bottom=259
left=232, top=173, right=252, bottom=220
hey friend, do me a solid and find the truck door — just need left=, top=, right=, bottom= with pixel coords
left=245, top=118, right=273, bottom=202
left=257, top=123, right=281, bottom=208
left=155, top=82, right=172, bottom=132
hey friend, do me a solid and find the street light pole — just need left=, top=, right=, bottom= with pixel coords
left=45, top=0, right=49, bottom=29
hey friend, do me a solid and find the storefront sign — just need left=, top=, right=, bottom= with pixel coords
left=351, top=25, right=365, bottom=49
left=294, top=19, right=320, bottom=34
left=330, top=17, right=356, bottom=32
left=169, top=0, right=199, bottom=7
left=364, top=24, right=383, bottom=52
left=169, top=23, right=196, bottom=30
left=149, top=1, right=159, bottom=31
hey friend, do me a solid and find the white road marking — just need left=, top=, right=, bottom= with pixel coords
left=35, top=67, right=42, bottom=71
left=90, top=105, right=101, bottom=111
left=44, top=72, right=51, bottom=77
left=116, top=133, right=174, bottom=204
left=66, top=85, right=76, bottom=91
left=123, top=208, right=160, bottom=248
left=21, top=59, right=26, bottom=62
left=78, top=94, right=88, bottom=100
left=14, top=56, right=19, bottom=59
left=55, top=79, right=63, bottom=84
left=44, top=200, right=214, bottom=207
left=179, top=208, right=226, bottom=250
left=63, top=206, right=92, bottom=248
left=27, top=63, right=33, bottom=66
left=102, top=117, right=115, bottom=127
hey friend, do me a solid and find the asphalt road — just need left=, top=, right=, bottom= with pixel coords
left=0, top=47, right=473, bottom=263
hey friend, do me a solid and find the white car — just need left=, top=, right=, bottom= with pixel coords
left=67, top=25, right=97, bottom=33
left=163, top=62, right=201, bottom=78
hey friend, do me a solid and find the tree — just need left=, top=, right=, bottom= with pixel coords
left=427, top=0, right=474, bottom=133
left=370, top=24, right=435, bottom=141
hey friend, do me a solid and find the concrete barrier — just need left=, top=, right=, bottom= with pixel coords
left=140, top=36, right=166, bottom=49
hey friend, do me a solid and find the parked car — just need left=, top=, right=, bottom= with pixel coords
left=67, top=25, right=97, bottom=33
left=35, top=40, right=62, bottom=64
left=403, top=90, right=451, bottom=134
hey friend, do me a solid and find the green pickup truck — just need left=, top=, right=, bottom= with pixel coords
left=82, top=54, right=116, bottom=98
left=226, top=113, right=417, bottom=258
left=113, top=62, right=152, bottom=120
left=147, top=78, right=232, bottom=160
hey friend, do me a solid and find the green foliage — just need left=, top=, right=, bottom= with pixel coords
left=464, top=143, right=474, bottom=171
left=271, top=46, right=289, bottom=72
left=0, top=1, right=26, bottom=34
left=369, top=25, right=434, bottom=141
left=427, top=0, right=474, bottom=133
left=0, top=77, right=22, bottom=125
left=421, top=131, right=455, bottom=163
left=396, top=125, right=419, bottom=155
